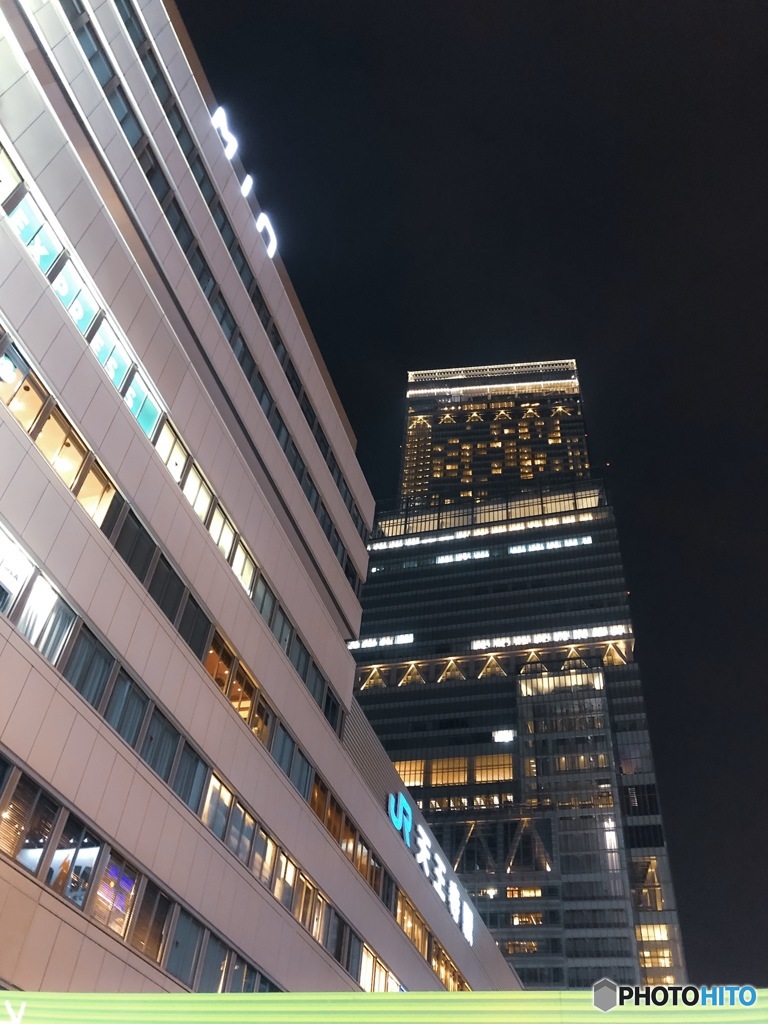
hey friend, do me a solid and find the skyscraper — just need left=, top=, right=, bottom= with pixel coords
left=354, top=361, right=685, bottom=989
left=0, top=1, right=517, bottom=994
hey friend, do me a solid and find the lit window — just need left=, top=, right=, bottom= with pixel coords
left=636, top=924, right=669, bottom=941
left=231, top=541, right=255, bottom=593
left=75, top=463, right=115, bottom=526
left=154, top=422, right=188, bottom=482
left=430, top=757, right=467, bottom=786
left=474, top=754, right=513, bottom=783
left=181, top=463, right=213, bottom=522
left=394, top=759, right=425, bottom=787
left=34, top=408, right=87, bottom=487
left=208, top=505, right=235, bottom=559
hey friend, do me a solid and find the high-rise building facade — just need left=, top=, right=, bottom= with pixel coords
left=354, top=361, right=685, bottom=989
left=0, top=0, right=518, bottom=995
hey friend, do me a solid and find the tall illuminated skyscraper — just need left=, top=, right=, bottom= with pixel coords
left=353, top=361, right=685, bottom=989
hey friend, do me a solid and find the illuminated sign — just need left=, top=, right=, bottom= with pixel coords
left=211, top=107, right=277, bottom=258
left=388, top=792, right=412, bottom=847
left=388, top=791, right=474, bottom=946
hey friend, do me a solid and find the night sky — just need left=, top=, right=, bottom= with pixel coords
left=177, top=1, right=768, bottom=985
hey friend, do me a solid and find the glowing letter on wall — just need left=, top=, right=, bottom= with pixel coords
left=211, top=107, right=238, bottom=159
left=256, top=212, right=277, bottom=258
left=388, top=792, right=413, bottom=848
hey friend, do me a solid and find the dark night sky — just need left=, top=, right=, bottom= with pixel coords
left=177, top=1, right=768, bottom=985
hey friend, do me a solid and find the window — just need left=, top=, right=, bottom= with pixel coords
left=228, top=665, right=256, bottom=722
left=475, top=754, right=514, bottom=783
left=155, top=423, right=188, bottom=482
left=325, top=910, right=346, bottom=964
left=394, top=760, right=425, bottom=787
left=430, top=757, right=468, bottom=786
left=250, top=697, right=272, bottom=745
left=225, top=802, right=255, bottom=863
left=323, top=690, right=340, bottom=732
left=325, top=796, right=343, bottom=842
left=201, top=776, right=232, bottom=840
left=123, top=369, right=161, bottom=437
left=310, top=775, right=328, bottom=821
left=140, top=50, right=171, bottom=106
left=62, top=626, right=114, bottom=709
left=181, top=464, right=213, bottom=522
left=208, top=505, right=235, bottom=560
left=204, top=633, right=235, bottom=694
left=91, top=852, right=139, bottom=937
left=47, top=812, right=101, bottom=909
left=76, top=23, right=114, bottom=86
left=114, top=0, right=146, bottom=46
left=166, top=909, right=204, bottom=986
left=0, top=775, right=59, bottom=874
left=271, top=605, right=292, bottom=651
left=171, top=742, right=207, bottom=813
left=0, top=345, right=30, bottom=408
left=147, top=555, right=184, bottom=623
left=34, top=408, right=87, bottom=487
left=340, top=816, right=357, bottom=862
left=115, top=511, right=155, bottom=582
left=288, top=634, right=310, bottom=681
left=231, top=541, right=255, bottom=593
left=177, top=595, right=211, bottom=658
left=108, top=87, right=143, bottom=149
left=310, top=894, right=328, bottom=943
left=293, top=874, right=315, bottom=930
left=166, top=199, right=193, bottom=252
left=16, top=575, right=76, bottom=664
left=251, top=828, right=276, bottom=886
left=0, top=527, right=33, bottom=615
left=130, top=880, right=172, bottom=962
left=198, top=933, right=229, bottom=993
left=6, top=370, right=46, bottom=432
left=305, top=662, right=325, bottom=704
left=290, top=749, right=313, bottom=800
left=230, top=955, right=259, bottom=993
left=252, top=575, right=275, bottom=623
left=75, top=462, right=116, bottom=526
left=50, top=259, right=98, bottom=335
left=272, top=852, right=297, bottom=909
left=189, top=247, right=215, bottom=297
left=89, top=320, right=131, bottom=389
left=271, top=723, right=295, bottom=776
left=104, top=670, right=149, bottom=748
left=140, top=709, right=180, bottom=782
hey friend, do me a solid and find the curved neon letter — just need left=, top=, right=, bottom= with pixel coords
left=256, top=212, right=277, bottom=258
left=211, top=106, right=238, bottom=160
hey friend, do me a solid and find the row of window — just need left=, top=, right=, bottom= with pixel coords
left=59, top=0, right=364, bottom=596
left=0, top=754, right=278, bottom=992
left=0, top=523, right=405, bottom=990
left=0, top=317, right=344, bottom=734
left=0, top=517, right=466, bottom=990
left=394, top=756, right=515, bottom=788
left=109, top=0, right=368, bottom=548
